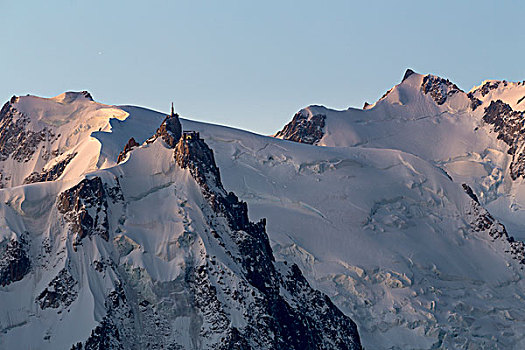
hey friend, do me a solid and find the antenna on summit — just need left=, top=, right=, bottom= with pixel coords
left=171, top=102, right=175, bottom=116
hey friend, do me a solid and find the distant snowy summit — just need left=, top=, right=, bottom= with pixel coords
left=275, top=69, right=525, bottom=182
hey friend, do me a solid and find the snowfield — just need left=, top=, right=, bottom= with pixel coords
left=1, top=70, right=525, bottom=349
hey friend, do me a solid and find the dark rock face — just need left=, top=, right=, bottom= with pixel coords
left=482, top=100, right=520, bottom=146
left=467, top=92, right=483, bottom=111
left=0, top=101, right=56, bottom=162
left=24, top=152, right=77, bottom=184
left=72, top=283, right=134, bottom=350
left=481, top=100, right=525, bottom=180
left=462, top=184, right=479, bottom=204
left=80, top=318, right=122, bottom=350
left=421, top=75, right=462, bottom=105
left=155, top=113, right=182, bottom=148
left=275, top=110, right=326, bottom=145
left=464, top=185, right=525, bottom=265
left=476, top=81, right=500, bottom=97
left=37, top=269, right=78, bottom=309
left=175, top=133, right=223, bottom=195
left=116, top=138, right=139, bottom=163
left=402, top=68, right=415, bottom=82
left=174, top=133, right=362, bottom=349
left=0, top=236, right=30, bottom=287
left=57, top=177, right=109, bottom=249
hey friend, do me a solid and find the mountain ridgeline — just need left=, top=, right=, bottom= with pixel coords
left=3, top=70, right=525, bottom=349
left=0, top=102, right=361, bottom=349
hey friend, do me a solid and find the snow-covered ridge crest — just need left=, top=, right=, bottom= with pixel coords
left=50, top=91, right=94, bottom=103
left=468, top=79, right=525, bottom=112
left=0, top=92, right=128, bottom=188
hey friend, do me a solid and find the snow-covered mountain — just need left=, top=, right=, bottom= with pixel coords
left=0, top=95, right=362, bottom=349
left=276, top=70, right=525, bottom=240
left=2, top=69, right=525, bottom=349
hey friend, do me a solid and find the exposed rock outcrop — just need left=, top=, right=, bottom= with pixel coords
left=467, top=92, right=483, bottom=110
left=481, top=100, right=525, bottom=180
left=463, top=184, right=525, bottom=265
left=57, top=177, right=109, bottom=249
left=275, top=109, right=326, bottom=145
left=474, top=81, right=501, bottom=97
left=421, top=75, right=462, bottom=105
left=155, top=105, right=182, bottom=148
left=37, top=269, right=78, bottom=309
left=0, top=235, right=30, bottom=287
left=72, top=284, right=132, bottom=350
left=116, top=138, right=139, bottom=163
left=59, top=91, right=93, bottom=103
left=402, top=68, right=415, bottom=82
left=0, top=100, right=56, bottom=162
left=24, top=152, right=77, bottom=184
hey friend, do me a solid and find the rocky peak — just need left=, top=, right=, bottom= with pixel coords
left=402, top=68, right=416, bottom=82
left=154, top=105, right=182, bottom=148
left=174, top=131, right=222, bottom=190
left=421, top=74, right=463, bottom=105
left=274, top=108, right=326, bottom=145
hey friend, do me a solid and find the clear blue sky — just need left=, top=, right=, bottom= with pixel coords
left=1, top=1, right=523, bottom=134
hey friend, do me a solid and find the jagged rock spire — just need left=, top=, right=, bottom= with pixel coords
left=402, top=68, right=416, bottom=82
left=152, top=102, right=182, bottom=148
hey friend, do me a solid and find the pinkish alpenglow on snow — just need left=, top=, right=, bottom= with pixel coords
left=2, top=69, right=525, bottom=349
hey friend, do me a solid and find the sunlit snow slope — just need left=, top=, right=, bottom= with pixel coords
left=0, top=94, right=362, bottom=349
left=2, top=70, right=525, bottom=350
